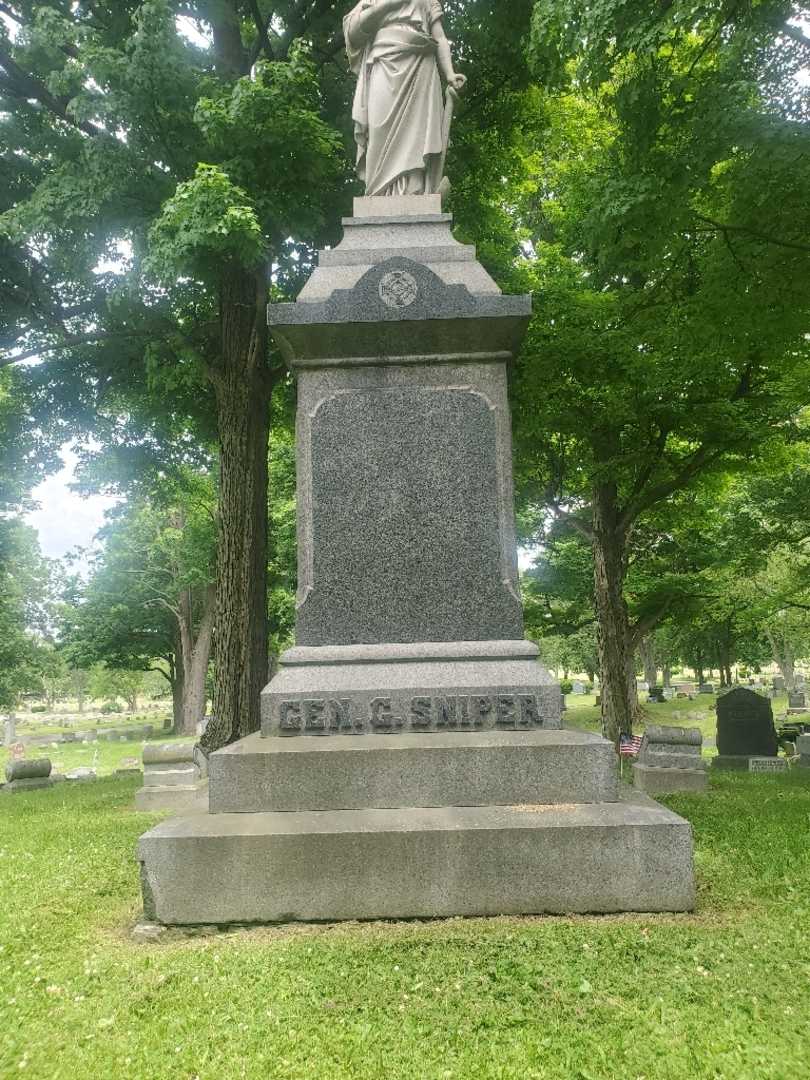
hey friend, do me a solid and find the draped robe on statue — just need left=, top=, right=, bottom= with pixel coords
left=344, top=0, right=445, bottom=196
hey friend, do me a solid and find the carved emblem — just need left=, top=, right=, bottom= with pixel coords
left=378, top=270, right=418, bottom=309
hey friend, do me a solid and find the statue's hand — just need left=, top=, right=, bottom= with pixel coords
left=449, top=73, right=467, bottom=93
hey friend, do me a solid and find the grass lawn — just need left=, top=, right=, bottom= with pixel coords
left=0, top=734, right=195, bottom=779
left=565, top=692, right=794, bottom=752
left=1, top=768, right=810, bottom=1079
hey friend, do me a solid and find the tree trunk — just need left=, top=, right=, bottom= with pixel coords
left=179, top=585, right=216, bottom=736
left=694, top=652, right=704, bottom=686
left=127, top=691, right=137, bottom=713
left=169, top=649, right=184, bottom=733
left=663, top=663, right=671, bottom=688
left=639, top=636, right=657, bottom=686
left=767, top=628, right=796, bottom=691
left=201, top=265, right=272, bottom=754
left=592, top=481, right=635, bottom=743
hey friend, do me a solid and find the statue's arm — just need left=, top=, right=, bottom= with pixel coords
left=430, top=17, right=466, bottom=92
left=346, top=0, right=403, bottom=49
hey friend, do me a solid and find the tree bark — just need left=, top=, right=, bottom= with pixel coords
left=179, top=584, right=216, bottom=736
left=694, top=651, right=705, bottom=685
left=168, top=648, right=185, bottom=733
left=592, top=481, right=636, bottom=743
left=201, top=265, right=272, bottom=754
left=766, top=628, right=795, bottom=691
left=663, top=663, right=672, bottom=688
left=639, top=636, right=658, bottom=686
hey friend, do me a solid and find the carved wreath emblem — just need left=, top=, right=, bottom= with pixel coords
left=378, top=270, right=418, bottom=309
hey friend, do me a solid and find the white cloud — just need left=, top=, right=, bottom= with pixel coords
left=25, top=445, right=119, bottom=563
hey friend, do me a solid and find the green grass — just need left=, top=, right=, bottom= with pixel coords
left=1, top=771, right=810, bottom=1079
left=566, top=692, right=794, bottom=752
left=0, top=734, right=194, bottom=778
left=14, top=711, right=171, bottom=737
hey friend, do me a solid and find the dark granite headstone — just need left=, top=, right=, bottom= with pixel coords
left=714, top=687, right=778, bottom=768
left=647, top=686, right=665, bottom=703
left=788, top=690, right=806, bottom=709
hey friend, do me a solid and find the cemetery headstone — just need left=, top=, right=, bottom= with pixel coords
left=135, top=743, right=207, bottom=812
left=637, top=680, right=649, bottom=692
left=647, top=686, right=665, bottom=704
left=65, top=767, right=97, bottom=781
left=796, top=733, right=810, bottom=769
left=571, top=681, right=586, bottom=695
left=713, top=687, right=779, bottom=769
left=3, top=758, right=53, bottom=793
left=662, top=687, right=676, bottom=701
left=3, top=715, right=16, bottom=747
left=787, top=690, right=808, bottom=714
left=698, top=683, right=714, bottom=694
left=136, top=56, right=695, bottom=922
left=772, top=675, right=785, bottom=692
left=633, top=725, right=708, bottom=794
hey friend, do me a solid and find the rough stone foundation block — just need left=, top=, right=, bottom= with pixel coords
left=135, top=782, right=209, bottom=814
left=138, top=788, right=694, bottom=924
left=637, top=750, right=708, bottom=771
left=209, top=728, right=617, bottom=814
left=143, top=765, right=199, bottom=788
left=3, top=777, right=53, bottom=793
left=633, top=763, right=709, bottom=795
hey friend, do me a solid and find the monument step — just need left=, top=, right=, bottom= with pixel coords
left=208, top=728, right=617, bottom=814
left=137, top=788, right=694, bottom=924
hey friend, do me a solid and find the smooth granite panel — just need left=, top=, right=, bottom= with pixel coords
left=295, top=385, right=521, bottom=645
left=294, top=362, right=522, bottom=648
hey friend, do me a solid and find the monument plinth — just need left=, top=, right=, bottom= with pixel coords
left=137, top=196, right=694, bottom=924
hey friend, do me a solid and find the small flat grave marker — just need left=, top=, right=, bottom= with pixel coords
left=749, top=756, right=788, bottom=773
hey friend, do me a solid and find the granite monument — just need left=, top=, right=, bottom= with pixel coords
left=713, top=686, right=779, bottom=769
left=136, top=22, right=694, bottom=923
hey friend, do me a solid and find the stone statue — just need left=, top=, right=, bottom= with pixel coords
left=344, top=1, right=467, bottom=196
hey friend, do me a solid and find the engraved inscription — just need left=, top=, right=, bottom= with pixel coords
left=275, top=694, right=548, bottom=735
left=370, top=697, right=404, bottom=731
left=378, top=269, right=418, bottom=309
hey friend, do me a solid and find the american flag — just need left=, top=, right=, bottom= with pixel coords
left=619, top=734, right=643, bottom=756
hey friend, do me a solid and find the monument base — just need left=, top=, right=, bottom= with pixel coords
left=633, top=762, right=709, bottom=795
left=134, top=782, right=209, bottom=813
left=260, top=640, right=562, bottom=737
left=138, top=785, right=693, bottom=924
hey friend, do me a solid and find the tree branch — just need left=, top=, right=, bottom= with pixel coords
left=0, top=41, right=99, bottom=137
left=695, top=213, right=810, bottom=254
left=782, top=24, right=810, bottom=51
left=1, top=330, right=154, bottom=367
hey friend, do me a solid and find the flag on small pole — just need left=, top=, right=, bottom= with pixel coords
left=618, top=733, right=643, bottom=780
left=619, top=734, right=643, bottom=756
